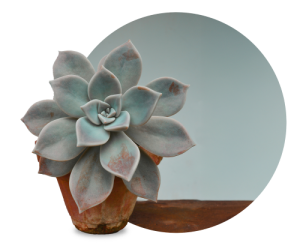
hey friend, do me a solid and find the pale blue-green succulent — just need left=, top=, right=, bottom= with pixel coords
left=22, top=40, right=195, bottom=213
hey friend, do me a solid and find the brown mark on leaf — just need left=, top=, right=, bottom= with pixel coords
left=76, top=164, right=90, bottom=194
left=50, top=112, right=54, bottom=118
left=169, top=82, right=180, bottom=96
left=131, top=177, right=146, bottom=196
left=107, top=144, right=135, bottom=178
left=177, top=150, right=187, bottom=155
left=110, top=74, right=115, bottom=79
left=75, top=152, right=95, bottom=209
left=122, top=49, right=139, bottom=61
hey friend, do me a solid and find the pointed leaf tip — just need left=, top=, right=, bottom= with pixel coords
left=38, top=153, right=82, bottom=177
left=51, top=75, right=89, bottom=118
left=22, top=99, right=68, bottom=136
left=34, top=117, right=85, bottom=161
left=104, top=41, right=142, bottom=93
left=146, top=77, right=190, bottom=117
left=126, top=116, right=195, bottom=157
left=53, top=50, right=95, bottom=82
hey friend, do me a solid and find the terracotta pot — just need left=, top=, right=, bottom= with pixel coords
left=57, top=174, right=137, bottom=234
left=36, top=143, right=162, bottom=234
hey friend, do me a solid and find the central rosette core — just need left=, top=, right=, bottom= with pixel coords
left=78, top=95, right=131, bottom=137
left=98, top=107, right=117, bottom=124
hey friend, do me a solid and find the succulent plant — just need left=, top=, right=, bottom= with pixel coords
left=22, top=40, right=195, bottom=213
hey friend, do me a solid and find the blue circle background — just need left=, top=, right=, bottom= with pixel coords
left=88, top=13, right=286, bottom=201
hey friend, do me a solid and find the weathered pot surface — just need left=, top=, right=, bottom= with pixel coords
left=37, top=145, right=162, bottom=234
left=57, top=173, right=137, bottom=234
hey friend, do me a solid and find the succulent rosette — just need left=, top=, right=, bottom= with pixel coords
left=22, top=41, right=195, bottom=213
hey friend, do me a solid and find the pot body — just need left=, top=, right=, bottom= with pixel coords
left=57, top=174, right=137, bottom=234
left=39, top=144, right=162, bottom=234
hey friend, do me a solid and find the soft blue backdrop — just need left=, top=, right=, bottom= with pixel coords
left=88, top=13, right=286, bottom=200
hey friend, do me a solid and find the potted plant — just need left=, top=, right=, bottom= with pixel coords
left=22, top=40, right=195, bottom=234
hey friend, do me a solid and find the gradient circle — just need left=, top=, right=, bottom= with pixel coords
left=88, top=13, right=286, bottom=232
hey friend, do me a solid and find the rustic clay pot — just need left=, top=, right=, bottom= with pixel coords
left=35, top=144, right=162, bottom=234
left=57, top=173, right=137, bottom=234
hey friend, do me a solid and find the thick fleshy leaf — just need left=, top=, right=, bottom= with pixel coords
left=21, top=100, right=68, bottom=136
left=98, top=114, right=115, bottom=125
left=107, top=108, right=116, bottom=118
left=53, top=51, right=95, bottom=82
left=98, top=102, right=111, bottom=113
left=104, top=40, right=142, bottom=93
left=122, top=86, right=162, bottom=126
left=33, top=117, right=86, bottom=161
left=97, top=55, right=107, bottom=71
left=104, top=94, right=122, bottom=117
left=81, top=100, right=110, bottom=125
left=146, top=77, right=190, bottom=117
left=50, top=75, right=89, bottom=118
left=125, top=116, right=195, bottom=157
left=100, top=131, right=140, bottom=181
left=76, top=117, right=110, bottom=147
left=123, top=149, right=160, bottom=202
left=38, top=152, right=83, bottom=177
left=70, top=147, right=114, bottom=213
left=88, top=66, right=121, bottom=101
left=104, top=111, right=130, bottom=132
